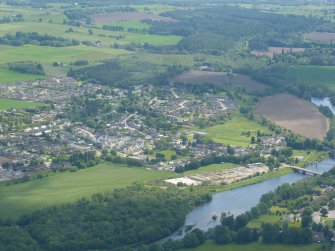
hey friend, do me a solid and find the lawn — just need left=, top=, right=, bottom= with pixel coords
left=288, top=65, right=335, bottom=90
left=198, top=113, right=271, bottom=147
left=0, top=163, right=175, bottom=219
left=0, top=98, right=43, bottom=110
left=0, top=68, right=46, bottom=83
left=247, top=214, right=281, bottom=228
left=180, top=241, right=321, bottom=251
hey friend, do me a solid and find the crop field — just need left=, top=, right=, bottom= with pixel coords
left=0, top=98, right=43, bottom=110
left=288, top=65, right=335, bottom=90
left=91, top=12, right=177, bottom=24
left=251, top=47, right=305, bottom=58
left=180, top=241, right=321, bottom=251
left=0, top=163, right=176, bottom=219
left=255, top=93, right=328, bottom=139
left=197, top=113, right=271, bottom=147
left=0, top=68, right=46, bottom=83
left=305, top=32, right=335, bottom=42
left=170, top=71, right=267, bottom=93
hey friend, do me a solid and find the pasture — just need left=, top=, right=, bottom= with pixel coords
left=255, top=93, right=328, bottom=139
left=0, top=68, right=46, bottom=83
left=91, top=12, right=177, bottom=24
left=0, top=98, right=43, bottom=110
left=0, top=162, right=175, bottom=219
left=288, top=65, right=335, bottom=90
left=180, top=241, right=321, bottom=251
left=197, top=113, right=271, bottom=147
left=170, top=71, right=267, bottom=93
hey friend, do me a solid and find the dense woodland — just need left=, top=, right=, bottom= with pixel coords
left=0, top=32, right=80, bottom=47
left=0, top=185, right=211, bottom=251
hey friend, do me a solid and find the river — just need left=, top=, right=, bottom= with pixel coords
left=166, top=158, right=335, bottom=240
left=311, top=97, right=335, bottom=114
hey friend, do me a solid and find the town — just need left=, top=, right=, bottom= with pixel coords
left=0, top=76, right=289, bottom=182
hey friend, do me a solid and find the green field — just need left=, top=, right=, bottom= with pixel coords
left=0, top=98, right=43, bottom=110
left=198, top=113, right=271, bottom=147
left=0, top=163, right=175, bottom=218
left=0, top=68, right=46, bottom=83
left=288, top=65, right=335, bottom=90
left=184, top=163, right=239, bottom=176
left=180, top=241, right=321, bottom=251
left=247, top=214, right=281, bottom=228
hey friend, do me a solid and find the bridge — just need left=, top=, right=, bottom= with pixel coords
left=287, top=166, right=322, bottom=176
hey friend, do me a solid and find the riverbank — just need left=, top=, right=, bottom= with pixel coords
left=166, top=158, right=335, bottom=240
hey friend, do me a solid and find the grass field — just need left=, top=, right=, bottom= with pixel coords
left=0, top=98, right=43, bottom=110
left=0, top=68, right=46, bottom=83
left=184, top=163, right=239, bottom=176
left=180, top=241, right=321, bottom=251
left=288, top=65, right=335, bottom=90
left=0, top=163, right=175, bottom=218
left=198, top=113, right=271, bottom=147
left=247, top=214, right=281, bottom=228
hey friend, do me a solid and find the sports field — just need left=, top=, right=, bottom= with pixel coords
left=0, top=163, right=175, bottom=218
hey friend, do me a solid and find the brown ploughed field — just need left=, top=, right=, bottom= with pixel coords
left=255, top=93, right=329, bottom=139
left=305, top=32, right=335, bottom=42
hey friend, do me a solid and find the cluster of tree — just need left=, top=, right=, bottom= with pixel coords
left=69, top=151, right=99, bottom=169
left=319, top=105, right=334, bottom=118
left=67, top=60, right=130, bottom=86
left=271, top=47, right=335, bottom=66
left=175, top=152, right=264, bottom=173
left=64, top=9, right=92, bottom=25
left=8, top=61, right=45, bottom=75
left=105, top=155, right=145, bottom=167
left=0, top=32, right=80, bottom=47
left=0, top=185, right=211, bottom=250
left=71, top=59, right=89, bottom=66
left=0, top=14, right=23, bottom=24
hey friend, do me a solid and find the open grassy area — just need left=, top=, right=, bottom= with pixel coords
left=0, top=98, right=43, bottom=110
left=247, top=214, right=281, bottom=228
left=198, top=113, right=271, bottom=147
left=288, top=65, right=335, bottom=90
left=0, top=163, right=175, bottom=219
left=180, top=241, right=321, bottom=251
left=183, top=163, right=239, bottom=176
left=0, top=68, right=46, bottom=83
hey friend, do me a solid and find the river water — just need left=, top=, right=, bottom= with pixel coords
left=311, top=97, right=335, bottom=114
left=167, top=158, right=335, bottom=240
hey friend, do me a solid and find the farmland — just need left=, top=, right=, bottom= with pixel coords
left=0, top=162, right=175, bottom=219
left=180, top=241, right=321, bottom=251
left=255, top=93, right=328, bottom=139
left=197, top=113, right=271, bottom=147
left=0, top=68, right=46, bottom=83
left=305, top=32, right=335, bottom=42
left=288, top=65, right=335, bottom=90
left=91, top=12, right=177, bottom=23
